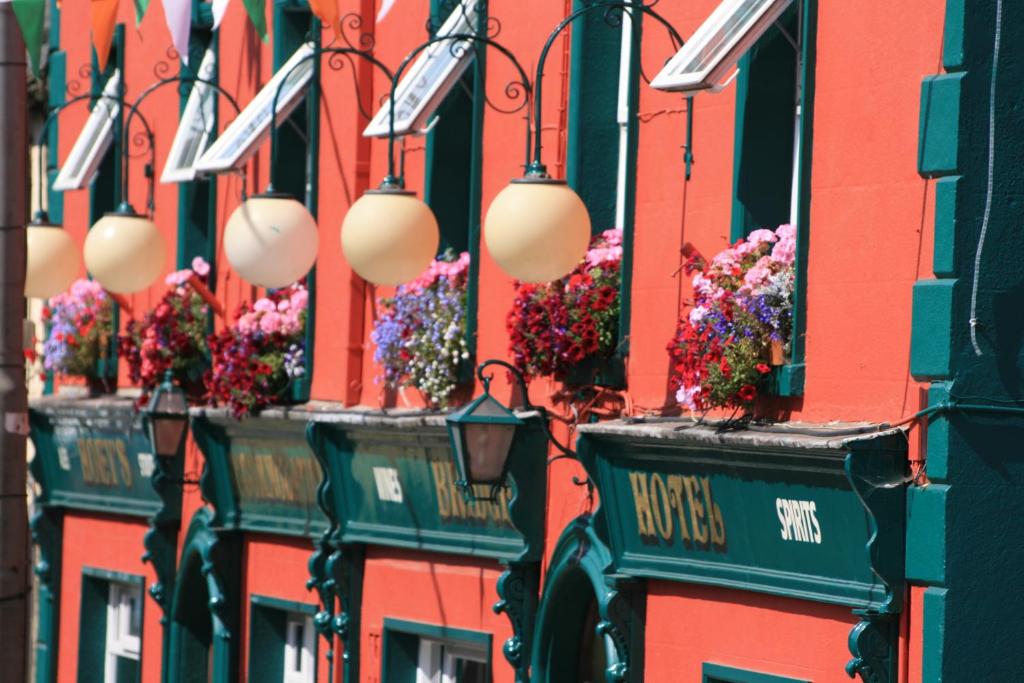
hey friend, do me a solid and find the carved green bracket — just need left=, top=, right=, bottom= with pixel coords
left=142, top=453, right=185, bottom=617
left=843, top=442, right=907, bottom=683
left=29, top=504, right=62, bottom=683
left=493, top=560, right=539, bottom=683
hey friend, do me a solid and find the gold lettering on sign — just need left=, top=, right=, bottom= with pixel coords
left=430, top=461, right=511, bottom=527
left=77, top=438, right=133, bottom=487
left=628, top=470, right=726, bottom=551
left=230, top=448, right=319, bottom=505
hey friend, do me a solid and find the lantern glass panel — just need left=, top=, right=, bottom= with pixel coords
left=463, top=422, right=516, bottom=483
left=150, top=416, right=187, bottom=458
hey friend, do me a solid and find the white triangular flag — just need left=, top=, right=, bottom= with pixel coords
left=212, top=0, right=229, bottom=29
left=163, top=0, right=191, bottom=64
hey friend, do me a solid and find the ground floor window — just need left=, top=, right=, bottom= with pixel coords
left=77, top=568, right=145, bottom=683
left=382, top=618, right=492, bottom=683
left=249, top=595, right=318, bottom=683
left=105, top=582, right=143, bottom=683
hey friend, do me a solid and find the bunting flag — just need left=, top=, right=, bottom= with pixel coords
left=10, top=0, right=45, bottom=75
left=376, top=0, right=397, bottom=22
left=307, top=0, right=340, bottom=37
left=211, top=0, right=229, bottom=30
left=161, top=0, right=190, bottom=64
left=241, top=0, right=266, bottom=42
left=132, top=0, right=149, bottom=25
left=91, top=0, right=120, bottom=73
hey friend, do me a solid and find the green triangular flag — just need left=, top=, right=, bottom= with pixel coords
left=11, top=0, right=45, bottom=76
left=133, top=0, right=151, bottom=26
left=242, top=0, right=267, bottom=43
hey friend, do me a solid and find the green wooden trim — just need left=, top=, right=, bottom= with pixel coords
left=729, top=1, right=816, bottom=398
left=381, top=618, right=492, bottom=683
left=175, top=12, right=218, bottom=274
left=703, top=663, right=809, bottom=683
left=917, top=73, right=964, bottom=178
left=910, top=279, right=956, bottom=380
left=81, top=566, right=145, bottom=586
left=77, top=572, right=111, bottom=683
left=424, top=0, right=487, bottom=371
left=248, top=595, right=320, bottom=683
left=166, top=508, right=241, bottom=683
left=272, top=1, right=317, bottom=403
left=250, top=594, right=319, bottom=615
left=531, top=516, right=645, bottom=683
left=30, top=505, right=63, bottom=683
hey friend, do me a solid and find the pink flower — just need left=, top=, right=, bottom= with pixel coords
left=289, top=288, right=309, bottom=311
left=253, top=298, right=277, bottom=314
left=237, top=312, right=257, bottom=335
left=746, top=228, right=778, bottom=246
left=165, top=269, right=193, bottom=287
left=191, top=257, right=210, bottom=277
left=259, top=312, right=282, bottom=334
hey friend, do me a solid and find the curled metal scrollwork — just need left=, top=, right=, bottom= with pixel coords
left=339, top=12, right=375, bottom=51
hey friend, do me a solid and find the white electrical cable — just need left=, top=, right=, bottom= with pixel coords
left=969, top=0, right=1003, bottom=356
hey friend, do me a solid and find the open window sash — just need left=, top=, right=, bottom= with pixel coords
left=194, top=42, right=316, bottom=174
left=650, top=0, right=794, bottom=93
left=363, top=0, right=480, bottom=138
left=52, top=69, right=122, bottom=191
left=161, top=49, right=218, bottom=183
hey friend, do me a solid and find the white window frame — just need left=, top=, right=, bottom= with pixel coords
left=194, top=42, right=316, bottom=174
left=52, top=69, right=122, bottom=191
left=283, top=613, right=316, bottom=683
left=104, top=582, right=142, bottom=683
left=650, top=0, right=794, bottom=93
left=416, top=639, right=488, bottom=683
left=363, top=0, right=479, bottom=138
left=162, top=48, right=219, bottom=183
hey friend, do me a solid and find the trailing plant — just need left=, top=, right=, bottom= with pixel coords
left=667, top=224, right=796, bottom=413
left=507, top=229, right=623, bottom=381
left=206, top=282, right=308, bottom=419
left=371, top=251, right=471, bottom=408
left=119, top=257, right=212, bottom=402
left=40, top=279, right=114, bottom=381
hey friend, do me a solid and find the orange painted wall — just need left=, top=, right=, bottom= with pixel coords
left=240, top=535, right=334, bottom=683
left=645, top=581, right=860, bottom=682
left=359, top=547, right=512, bottom=683
left=55, top=513, right=163, bottom=682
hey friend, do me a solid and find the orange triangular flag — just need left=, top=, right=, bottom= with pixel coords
left=307, top=0, right=341, bottom=37
left=91, top=0, right=120, bottom=72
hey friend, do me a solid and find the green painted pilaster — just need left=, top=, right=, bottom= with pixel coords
left=910, top=1, right=1024, bottom=680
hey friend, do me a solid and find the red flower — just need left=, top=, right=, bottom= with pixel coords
left=738, top=385, right=757, bottom=402
left=756, top=363, right=771, bottom=374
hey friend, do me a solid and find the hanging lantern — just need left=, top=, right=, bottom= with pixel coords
left=340, top=186, right=439, bottom=286
left=83, top=205, right=167, bottom=294
left=445, top=390, right=525, bottom=497
left=25, top=215, right=79, bottom=299
left=143, top=372, right=189, bottom=459
left=223, top=193, right=319, bottom=289
left=484, top=176, right=591, bottom=284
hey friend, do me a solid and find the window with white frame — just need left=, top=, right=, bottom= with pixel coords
left=194, top=41, right=316, bottom=174
left=52, top=69, right=122, bottom=191
left=416, top=639, right=489, bottom=683
left=104, top=582, right=142, bottom=683
left=650, top=0, right=795, bottom=93
left=162, top=48, right=219, bottom=183
left=363, top=0, right=480, bottom=138
left=284, top=613, right=316, bottom=683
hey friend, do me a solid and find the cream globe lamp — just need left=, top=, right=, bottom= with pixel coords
left=484, top=169, right=591, bottom=284
left=25, top=212, right=79, bottom=299
left=223, top=193, right=319, bottom=289
left=83, top=203, right=167, bottom=295
left=341, top=181, right=439, bottom=286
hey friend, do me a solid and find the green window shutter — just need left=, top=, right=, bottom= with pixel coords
left=730, top=7, right=799, bottom=241
left=247, top=604, right=287, bottom=683
left=381, top=630, right=418, bottom=683
left=566, top=0, right=626, bottom=235
left=76, top=577, right=109, bottom=683
left=176, top=19, right=218, bottom=272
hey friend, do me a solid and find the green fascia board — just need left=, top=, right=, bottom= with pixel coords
left=932, top=177, right=961, bottom=278
left=918, top=73, right=964, bottom=178
left=910, top=279, right=956, bottom=380
left=703, top=662, right=809, bottom=683
left=942, top=0, right=966, bottom=71
left=250, top=594, right=318, bottom=615
left=382, top=618, right=493, bottom=650
left=904, top=483, right=948, bottom=586
left=921, top=587, right=948, bottom=683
